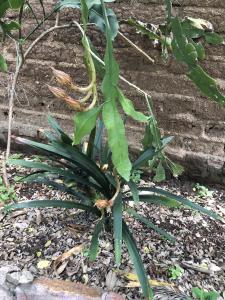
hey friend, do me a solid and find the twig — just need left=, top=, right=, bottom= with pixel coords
left=2, top=152, right=10, bottom=190
left=118, top=31, right=154, bottom=63
left=181, top=261, right=211, bottom=275
left=6, top=23, right=73, bottom=159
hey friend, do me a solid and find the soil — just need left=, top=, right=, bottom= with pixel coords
left=0, top=152, right=225, bottom=299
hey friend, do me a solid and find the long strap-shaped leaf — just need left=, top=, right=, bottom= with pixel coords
left=122, top=221, right=153, bottom=300
left=127, top=180, right=139, bottom=205
left=142, top=187, right=221, bottom=220
left=33, top=178, right=90, bottom=203
left=89, top=217, right=105, bottom=261
left=132, top=147, right=156, bottom=170
left=113, top=194, right=123, bottom=265
left=14, top=137, right=111, bottom=197
left=126, top=208, right=175, bottom=243
left=7, top=200, right=100, bottom=215
left=48, top=115, right=73, bottom=144
left=7, top=159, right=102, bottom=192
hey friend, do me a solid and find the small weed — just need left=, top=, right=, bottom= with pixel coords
left=194, top=184, right=213, bottom=199
left=0, top=176, right=17, bottom=204
left=130, top=170, right=142, bottom=184
left=190, top=287, right=220, bottom=300
left=9, top=153, right=23, bottom=159
left=31, top=155, right=44, bottom=162
left=169, top=265, right=184, bottom=280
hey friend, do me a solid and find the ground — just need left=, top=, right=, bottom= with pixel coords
left=0, top=151, right=225, bottom=299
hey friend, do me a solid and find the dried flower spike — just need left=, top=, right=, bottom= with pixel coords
left=95, top=199, right=110, bottom=210
left=51, top=67, right=73, bottom=87
left=48, top=85, right=68, bottom=99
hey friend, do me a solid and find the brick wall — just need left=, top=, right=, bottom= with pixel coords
left=1, top=0, right=225, bottom=183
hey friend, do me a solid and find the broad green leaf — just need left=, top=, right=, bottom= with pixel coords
left=7, top=200, right=100, bottom=215
left=118, top=89, right=149, bottom=122
left=101, top=1, right=131, bottom=181
left=73, top=106, right=102, bottom=145
left=142, top=124, right=153, bottom=150
left=89, top=217, right=105, bottom=261
left=153, top=162, right=166, bottom=182
left=122, top=221, right=153, bottom=300
left=103, top=101, right=131, bottom=181
left=192, top=42, right=205, bottom=60
left=164, top=0, right=172, bottom=22
left=0, top=54, right=7, bottom=73
left=89, top=5, right=119, bottom=40
left=188, top=65, right=225, bottom=106
left=204, top=32, right=224, bottom=45
left=113, top=194, right=123, bottom=265
left=55, top=0, right=118, bottom=39
left=127, top=208, right=175, bottom=242
left=2, top=21, right=20, bottom=33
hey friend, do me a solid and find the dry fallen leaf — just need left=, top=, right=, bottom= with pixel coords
left=44, top=240, right=52, bottom=248
left=37, top=260, right=50, bottom=269
left=123, top=272, right=174, bottom=288
left=52, top=244, right=84, bottom=273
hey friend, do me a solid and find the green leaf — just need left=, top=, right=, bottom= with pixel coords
left=56, top=0, right=118, bottom=39
left=80, top=0, right=89, bottom=29
left=0, top=54, right=7, bottom=73
left=126, top=19, right=160, bottom=41
left=118, top=89, right=149, bottom=122
left=2, top=20, right=20, bottom=33
left=153, top=162, right=166, bottom=182
left=74, top=106, right=102, bottom=145
left=122, top=221, right=153, bottom=300
left=113, top=194, right=123, bottom=265
left=89, top=217, right=105, bottom=261
left=127, top=208, right=175, bottom=242
left=192, top=42, right=206, bottom=60
left=133, top=147, right=157, bottom=170
left=204, top=32, right=224, bottom=45
left=48, top=115, right=72, bottom=144
left=7, top=200, right=100, bottom=215
left=7, top=158, right=101, bottom=191
left=188, top=65, right=225, bottom=106
left=101, top=1, right=131, bottom=181
left=13, top=137, right=111, bottom=196
left=127, top=180, right=139, bottom=205
left=89, top=4, right=118, bottom=40
left=144, top=187, right=221, bottom=220
left=102, top=101, right=131, bottom=181
left=135, top=194, right=181, bottom=208
left=8, top=0, right=24, bottom=9
left=167, top=160, right=184, bottom=177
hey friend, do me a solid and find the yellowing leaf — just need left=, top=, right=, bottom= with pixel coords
left=44, top=240, right=52, bottom=248
left=123, top=272, right=174, bottom=288
left=37, top=260, right=50, bottom=269
left=52, top=244, right=84, bottom=273
left=36, top=251, right=42, bottom=257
